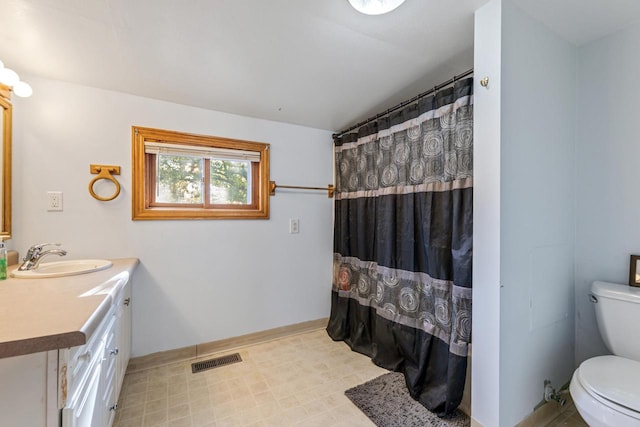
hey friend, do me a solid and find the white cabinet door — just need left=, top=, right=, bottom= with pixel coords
left=103, top=317, right=118, bottom=427
left=115, top=280, right=132, bottom=397
left=62, top=361, right=103, bottom=427
left=62, top=310, right=114, bottom=427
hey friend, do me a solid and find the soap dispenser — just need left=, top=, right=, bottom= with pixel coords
left=0, top=240, right=6, bottom=280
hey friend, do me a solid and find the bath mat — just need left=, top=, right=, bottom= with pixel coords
left=345, top=372, right=470, bottom=427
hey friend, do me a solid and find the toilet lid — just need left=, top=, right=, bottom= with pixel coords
left=578, top=355, right=640, bottom=412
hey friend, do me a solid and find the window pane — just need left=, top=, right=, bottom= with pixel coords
left=156, top=154, right=203, bottom=203
left=210, top=159, right=250, bottom=204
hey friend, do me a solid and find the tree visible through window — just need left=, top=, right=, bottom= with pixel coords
left=132, top=127, right=270, bottom=220
left=210, top=159, right=249, bottom=204
left=156, top=155, right=203, bottom=203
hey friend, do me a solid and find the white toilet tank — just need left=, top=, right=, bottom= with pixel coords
left=592, top=281, right=640, bottom=360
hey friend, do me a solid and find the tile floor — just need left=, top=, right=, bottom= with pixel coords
left=114, top=329, right=387, bottom=426
left=114, top=329, right=587, bottom=427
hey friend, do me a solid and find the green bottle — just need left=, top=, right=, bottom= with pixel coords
left=0, top=241, right=6, bottom=280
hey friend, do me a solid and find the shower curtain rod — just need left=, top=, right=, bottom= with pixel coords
left=332, top=67, right=474, bottom=139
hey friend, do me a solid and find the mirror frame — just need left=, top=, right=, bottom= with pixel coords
left=0, top=84, right=12, bottom=239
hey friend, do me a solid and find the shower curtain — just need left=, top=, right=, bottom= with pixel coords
left=327, top=77, right=473, bottom=416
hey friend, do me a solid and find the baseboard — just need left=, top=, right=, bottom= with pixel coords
left=127, top=345, right=196, bottom=373
left=470, top=417, right=484, bottom=427
left=127, top=317, right=328, bottom=373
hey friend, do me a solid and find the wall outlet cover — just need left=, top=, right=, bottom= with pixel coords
left=47, top=191, right=63, bottom=211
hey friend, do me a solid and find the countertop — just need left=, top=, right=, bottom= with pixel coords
left=0, top=258, right=139, bottom=359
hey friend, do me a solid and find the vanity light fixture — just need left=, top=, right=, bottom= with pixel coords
left=12, top=81, right=33, bottom=98
left=0, top=59, right=32, bottom=98
left=348, top=0, right=406, bottom=15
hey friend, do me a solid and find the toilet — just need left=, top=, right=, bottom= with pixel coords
left=570, top=281, right=640, bottom=426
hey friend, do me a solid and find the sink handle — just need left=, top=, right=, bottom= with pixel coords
left=33, top=242, right=61, bottom=248
left=24, top=243, right=61, bottom=259
left=31, top=242, right=61, bottom=251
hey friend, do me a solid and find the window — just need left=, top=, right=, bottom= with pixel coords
left=132, top=127, right=270, bottom=220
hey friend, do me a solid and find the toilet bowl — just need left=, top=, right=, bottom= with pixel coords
left=570, top=356, right=640, bottom=426
left=570, top=281, right=640, bottom=426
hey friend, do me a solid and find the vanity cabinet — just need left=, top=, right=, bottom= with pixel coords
left=0, top=271, right=133, bottom=427
left=61, top=277, right=131, bottom=427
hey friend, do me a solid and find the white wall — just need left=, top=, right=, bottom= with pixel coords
left=574, top=22, right=640, bottom=365
left=472, top=1, right=502, bottom=425
left=500, top=2, right=576, bottom=424
left=474, top=1, right=577, bottom=425
left=12, top=76, right=334, bottom=357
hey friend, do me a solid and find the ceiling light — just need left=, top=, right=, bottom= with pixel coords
left=348, top=0, right=406, bottom=15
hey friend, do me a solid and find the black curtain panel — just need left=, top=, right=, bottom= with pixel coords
left=327, top=78, right=473, bottom=417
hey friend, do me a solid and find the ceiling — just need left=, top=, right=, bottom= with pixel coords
left=1, top=0, right=640, bottom=132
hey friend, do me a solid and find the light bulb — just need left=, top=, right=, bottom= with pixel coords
left=0, top=68, right=19, bottom=86
left=348, top=0, right=406, bottom=15
left=13, top=81, right=32, bottom=98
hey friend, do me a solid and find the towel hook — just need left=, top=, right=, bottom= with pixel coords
left=89, top=164, right=121, bottom=201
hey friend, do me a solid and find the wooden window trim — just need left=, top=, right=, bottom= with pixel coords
left=132, top=126, right=270, bottom=220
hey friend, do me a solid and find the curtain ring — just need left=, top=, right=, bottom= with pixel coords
left=89, top=164, right=121, bottom=201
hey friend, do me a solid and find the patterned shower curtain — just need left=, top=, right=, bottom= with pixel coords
left=327, top=77, right=473, bottom=416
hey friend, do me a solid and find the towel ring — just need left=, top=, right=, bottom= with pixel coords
left=89, top=164, right=121, bottom=201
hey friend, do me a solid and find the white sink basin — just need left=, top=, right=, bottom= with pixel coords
left=11, top=259, right=113, bottom=279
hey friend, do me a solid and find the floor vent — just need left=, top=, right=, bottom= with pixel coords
left=191, top=353, right=242, bottom=373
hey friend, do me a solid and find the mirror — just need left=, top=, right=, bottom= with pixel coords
left=0, top=84, right=11, bottom=239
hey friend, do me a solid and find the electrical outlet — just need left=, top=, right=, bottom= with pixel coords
left=289, top=218, right=299, bottom=234
left=47, top=191, right=63, bottom=211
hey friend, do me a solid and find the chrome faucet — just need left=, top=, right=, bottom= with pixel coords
left=18, top=243, right=68, bottom=271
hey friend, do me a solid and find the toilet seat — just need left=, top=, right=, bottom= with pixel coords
left=571, top=355, right=640, bottom=425
left=578, top=355, right=640, bottom=414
